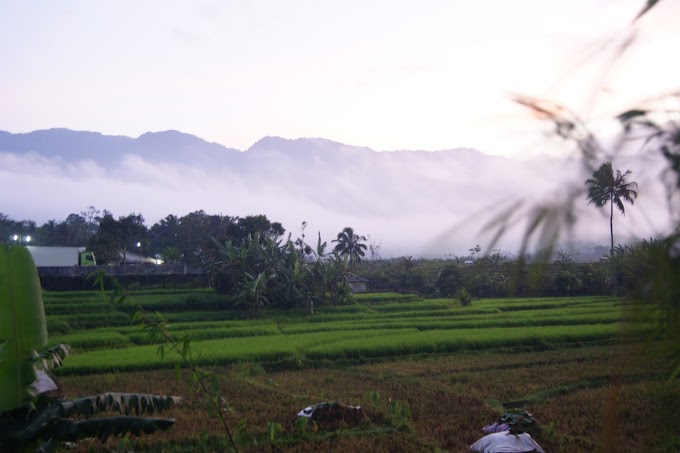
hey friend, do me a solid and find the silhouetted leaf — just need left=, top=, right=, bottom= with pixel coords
left=616, top=109, right=648, bottom=123
left=63, top=393, right=181, bottom=418
left=57, top=416, right=175, bottom=442
left=633, top=0, right=661, bottom=22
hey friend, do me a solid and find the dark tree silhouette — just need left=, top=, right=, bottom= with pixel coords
left=585, top=162, right=638, bottom=255
left=332, top=227, right=367, bottom=264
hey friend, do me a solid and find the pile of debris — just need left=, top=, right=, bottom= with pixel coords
left=296, top=402, right=365, bottom=430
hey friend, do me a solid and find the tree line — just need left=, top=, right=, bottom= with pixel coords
left=1, top=209, right=373, bottom=312
left=0, top=208, right=286, bottom=267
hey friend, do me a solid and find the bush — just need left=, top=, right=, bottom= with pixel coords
left=552, top=271, right=583, bottom=297
left=463, top=271, right=497, bottom=298
left=455, top=288, right=473, bottom=307
left=436, top=264, right=463, bottom=297
left=396, top=269, right=430, bottom=294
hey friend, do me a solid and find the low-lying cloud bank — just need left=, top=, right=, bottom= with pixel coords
left=0, top=133, right=673, bottom=258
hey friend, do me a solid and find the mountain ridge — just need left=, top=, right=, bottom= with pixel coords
left=0, top=128, right=488, bottom=164
left=0, top=127, right=669, bottom=257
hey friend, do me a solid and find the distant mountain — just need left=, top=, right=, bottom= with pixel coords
left=0, top=129, right=130, bottom=165
left=0, top=128, right=670, bottom=257
left=0, top=128, right=240, bottom=167
left=0, top=128, right=485, bottom=166
left=0, top=129, right=499, bottom=194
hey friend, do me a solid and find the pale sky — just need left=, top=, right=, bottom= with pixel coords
left=2, top=0, right=679, bottom=156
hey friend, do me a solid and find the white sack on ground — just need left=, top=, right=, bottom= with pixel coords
left=470, top=432, right=545, bottom=453
left=32, top=370, right=58, bottom=394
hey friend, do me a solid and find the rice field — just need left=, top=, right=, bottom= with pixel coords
left=48, top=292, right=640, bottom=374
left=44, top=290, right=678, bottom=452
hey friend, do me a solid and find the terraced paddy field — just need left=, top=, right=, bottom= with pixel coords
left=45, top=291, right=679, bottom=452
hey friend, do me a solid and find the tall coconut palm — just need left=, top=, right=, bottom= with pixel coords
left=332, top=227, right=367, bottom=264
left=585, top=162, right=638, bottom=254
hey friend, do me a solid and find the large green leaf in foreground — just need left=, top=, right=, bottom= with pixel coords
left=4, top=393, right=180, bottom=445
left=0, top=245, right=47, bottom=412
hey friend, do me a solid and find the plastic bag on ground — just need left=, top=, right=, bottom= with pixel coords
left=482, top=422, right=511, bottom=433
left=32, top=369, right=58, bottom=394
left=470, top=432, right=545, bottom=453
left=297, top=402, right=360, bottom=418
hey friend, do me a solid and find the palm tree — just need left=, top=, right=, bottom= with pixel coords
left=585, top=162, right=638, bottom=254
left=332, top=227, right=367, bottom=264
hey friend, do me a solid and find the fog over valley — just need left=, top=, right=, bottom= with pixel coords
left=0, top=129, right=672, bottom=258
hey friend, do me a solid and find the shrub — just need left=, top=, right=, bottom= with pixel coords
left=436, top=264, right=463, bottom=297
left=455, top=288, right=473, bottom=307
left=552, top=271, right=583, bottom=297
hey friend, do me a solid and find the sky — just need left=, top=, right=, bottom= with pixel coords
left=2, top=0, right=679, bottom=156
left=1, top=1, right=679, bottom=257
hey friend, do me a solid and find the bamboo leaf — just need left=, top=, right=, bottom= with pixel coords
left=633, top=0, right=661, bottom=22
left=616, top=109, right=648, bottom=123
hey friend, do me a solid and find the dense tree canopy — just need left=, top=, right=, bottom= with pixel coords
left=0, top=209, right=290, bottom=267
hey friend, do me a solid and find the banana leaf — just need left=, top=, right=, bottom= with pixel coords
left=57, top=416, right=176, bottom=442
left=0, top=245, right=47, bottom=413
left=61, top=393, right=181, bottom=418
left=36, top=344, right=70, bottom=371
left=3, top=408, right=175, bottom=445
left=1, top=391, right=180, bottom=448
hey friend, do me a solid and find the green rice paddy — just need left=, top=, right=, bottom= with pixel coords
left=44, top=291, right=644, bottom=376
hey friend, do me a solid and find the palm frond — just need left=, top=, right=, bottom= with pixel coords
left=614, top=197, right=627, bottom=215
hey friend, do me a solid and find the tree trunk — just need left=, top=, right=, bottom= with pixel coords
left=609, top=194, right=614, bottom=255
left=609, top=194, right=618, bottom=296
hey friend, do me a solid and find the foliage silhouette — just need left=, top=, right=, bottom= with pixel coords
left=333, top=227, right=368, bottom=265
left=585, top=162, right=638, bottom=254
left=502, top=0, right=679, bottom=382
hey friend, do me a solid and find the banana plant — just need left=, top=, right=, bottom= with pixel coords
left=0, top=245, right=181, bottom=452
left=237, top=271, right=274, bottom=315
left=0, top=245, right=49, bottom=414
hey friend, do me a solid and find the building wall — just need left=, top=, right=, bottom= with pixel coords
left=350, top=281, right=367, bottom=293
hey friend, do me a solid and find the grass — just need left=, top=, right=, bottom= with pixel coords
left=56, top=342, right=679, bottom=452
left=58, top=329, right=422, bottom=373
